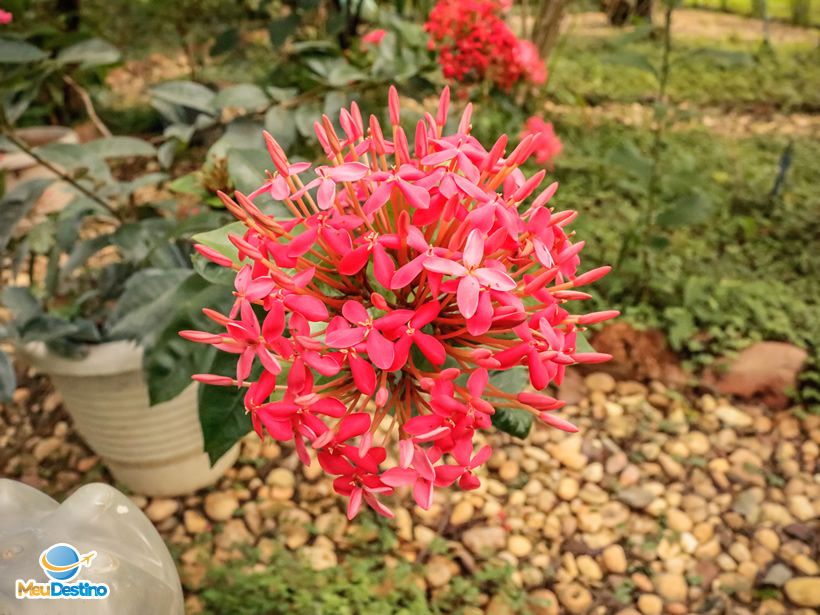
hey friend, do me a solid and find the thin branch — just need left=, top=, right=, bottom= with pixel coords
left=63, top=75, right=112, bottom=138
left=0, top=130, right=117, bottom=216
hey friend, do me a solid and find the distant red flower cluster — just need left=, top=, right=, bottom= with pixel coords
left=425, top=0, right=547, bottom=91
left=523, top=116, right=563, bottom=166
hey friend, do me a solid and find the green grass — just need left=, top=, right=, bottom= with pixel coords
left=544, top=112, right=820, bottom=367
left=684, top=0, right=820, bottom=26
left=548, top=30, right=820, bottom=111
left=193, top=519, right=529, bottom=615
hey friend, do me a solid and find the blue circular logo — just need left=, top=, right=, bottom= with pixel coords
left=40, top=544, right=81, bottom=581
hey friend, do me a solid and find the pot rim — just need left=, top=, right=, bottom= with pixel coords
left=21, top=340, right=143, bottom=377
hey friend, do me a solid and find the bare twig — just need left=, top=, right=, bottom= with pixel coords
left=62, top=75, right=112, bottom=138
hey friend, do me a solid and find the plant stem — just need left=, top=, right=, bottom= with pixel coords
left=639, top=1, right=675, bottom=299
left=63, top=75, right=112, bottom=137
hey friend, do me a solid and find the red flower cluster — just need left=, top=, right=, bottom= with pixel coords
left=184, top=87, right=614, bottom=519
left=522, top=116, right=563, bottom=166
left=424, top=0, right=547, bottom=91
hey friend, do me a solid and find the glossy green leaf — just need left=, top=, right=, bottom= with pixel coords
left=0, top=178, right=53, bottom=251
left=82, top=136, right=156, bottom=159
left=213, top=84, right=269, bottom=111
left=264, top=106, right=297, bottom=150
left=0, top=38, right=46, bottom=63
left=489, top=368, right=533, bottom=438
left=491, top=407, right=534, bottom=439
left=198, top=350, right=254, bottom=465
left=192, top=221, right=245, bottom=265
left=143, top=275, right=232, bottom=405
left=268, top=14, right=301, bottom=46
left=150, top=80, right=216, bottom=114
left=56, top=38, right=120, bottom=67
left=107, top=269, right=193, bottom=342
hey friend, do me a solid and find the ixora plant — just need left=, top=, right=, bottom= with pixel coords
left=183, top=86, right=616, bottom=519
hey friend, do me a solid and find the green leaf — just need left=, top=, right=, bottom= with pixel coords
left=492, top=407, right=534, bottom=439
left=210, top=27, right=239, bottom=56
left=192, top=253, right=236, bottom=286
left=81, top=136, right=156, bottom=159
left=0, top=178, right=54, bottom=251
left=56, top=38, right=120, bottom=67
left=150, top=80, right=216, bottom=114
left=198, top=350, right=254, bottom=465
left=20, top=314, right=80, bottom=343
left=656, top=191, right=714, bottom=228
left=264, top=106, right=297, bottom=150
left=326, top=62, right=366, bottom=87
left=60, top=235, right=111, bottom=277
left=1, top=286, right=42, bottom=328
left=268, top=14, right=301, bottom=46
left=192, top=221, right=245, bottom=265
left=575, top=331, right=595, bottom=353
left=168, top=173, right=206, bottom=197
left=213, top=84, right=269, bottom=110
left=0, top=38, right=47, bottom=63
left=143, top=275, right=232, bottom=405
left=107, top=269, right=193, bottom=342
left=489, top=368, right=533, bottom=438
left=227, top=147, right=272, bottom=194
left=0, top=350, right=16, bottom=402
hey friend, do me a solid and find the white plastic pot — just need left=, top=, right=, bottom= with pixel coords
left=22, top=340, right=238, bottom=497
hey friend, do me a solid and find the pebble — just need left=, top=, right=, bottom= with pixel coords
left=507, top=535, right=533, bottom=558
left=557, top=477, right=580, bottom=501
left=463, top=526, right=506, bottom=556
left=183, top=510, right=209, bottom=534
left=450, top=500, right=475, bottom=526
left=145, top=498, right=178, bottom=523
left=498, top=460, right=520, bottom=482
left=266, top=468, right=296, bottom=499
left=784, top=577, right=820, bottom=607
left=655, top=573, right=688, bottom=602
left=204, top=492, right=239, bottom=522
left=301, top=542, right=337, bottom=571
left=576, top=555, right=602, bottom=581
left=425, top=555, right=458, bottom=588
left=32, top=437, right=62, bottom=461
left=666, top=508, right=692, bottom=533
left=787, top=495, right=815, bottom=522
left=528, top=589, right=559, bottom=615
left=556, top=583, right=593, bottom=614
left=715, top=405, right=753, bottom=428
left=762, top=563, right=793, bottom=587
left=637, top=594, right=663, bottom=615
left=617, top=487, right=654, bottom=509
left=214, top=519, right=252, bottom=549
left=585, top=372, right=616, bottom=393
left=602, top=544, right=627, bottom=573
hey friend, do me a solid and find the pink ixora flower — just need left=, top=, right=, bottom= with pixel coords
left=184, top=85, right=615, bottom=520
left=0, top=9, right=12, bottom=24
left=361, top=28, right=386, bottom=47
left=522, top=116, right=563, bottom=166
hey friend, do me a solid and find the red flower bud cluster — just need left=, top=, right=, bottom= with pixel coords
left=424, top=0, right=547, bottom=90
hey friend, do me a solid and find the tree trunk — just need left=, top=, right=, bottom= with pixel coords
left=531, top=0, right=568, bottom=60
